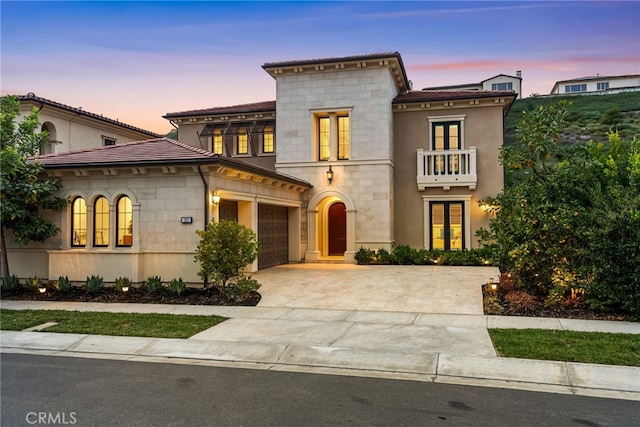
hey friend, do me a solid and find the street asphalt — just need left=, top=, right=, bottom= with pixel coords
left=1, top=265, right=638, bottom=401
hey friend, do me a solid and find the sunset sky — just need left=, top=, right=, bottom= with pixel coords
left=2, top=1, right=639, bottom=134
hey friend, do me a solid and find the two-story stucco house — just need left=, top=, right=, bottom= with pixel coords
left=7, top=52, right=515, bottom=283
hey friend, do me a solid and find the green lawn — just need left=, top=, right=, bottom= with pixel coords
left=489, top=329, right=640, bottom=367
left=0, top=309, right=226, bottom=339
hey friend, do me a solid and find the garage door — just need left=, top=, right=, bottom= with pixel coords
left=258, top=205, right=289, bottom=269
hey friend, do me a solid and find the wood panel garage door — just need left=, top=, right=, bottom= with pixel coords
left=258, top=205, right=289, bottom=269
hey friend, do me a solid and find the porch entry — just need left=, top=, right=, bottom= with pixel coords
left=328, top=202, right=346, bottom=255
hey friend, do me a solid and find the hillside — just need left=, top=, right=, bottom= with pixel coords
left=504, top=91, right=640, bottom=147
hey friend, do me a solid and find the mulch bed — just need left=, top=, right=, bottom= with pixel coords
left=0, top=286, right=261, bottom=307
left=482, top=285, right=634, bottom=322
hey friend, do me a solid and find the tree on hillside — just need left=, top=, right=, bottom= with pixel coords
left=0, top=95, right=67, bottom=279
left=480, top=101, right=640, bottom=317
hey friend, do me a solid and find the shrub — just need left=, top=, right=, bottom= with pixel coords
left=354, top=247, right=376, bottom=265
left=25, top=276, right=41, bottom=292
left=483, top=295, right=504, bottom=315
left=114, top=276, right=132, bottom=292
left=1, top=274, right=21, bottom=291
left=374, top=248, right=393, bottom=265
left=391, top=245, right=416, bottom=265
left=55, top=275, right=72, bottom=292
left=85, top=275, right=104, bottom=294
left=437, top=249, right=486, bottom=266
left=505, top=291, right=541, bottom=313
left=146, top=276, right=163, bottom=293
left=194, top=220, right=259, bottom=288
left=225, top=276, right=261, bottom=302
left=168, top=278, right=185, bottom=296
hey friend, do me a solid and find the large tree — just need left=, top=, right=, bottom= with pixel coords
left=0, top=95, right=67, bottom=279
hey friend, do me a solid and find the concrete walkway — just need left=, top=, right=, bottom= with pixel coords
left=1, top=266, right=639, bottom=400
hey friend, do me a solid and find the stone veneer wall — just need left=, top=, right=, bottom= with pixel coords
left=274, top=66, right=399, bottom=254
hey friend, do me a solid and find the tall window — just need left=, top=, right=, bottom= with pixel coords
left=212, top=133, right=223, bottom=155
left=318, top=117, right=330, bottom=160
left=117, top=196, right=133, bottom=247
left=263, top=130, right=274, bottom=153
left=71, top=197, right=87, bottom=247
left=430, top=201, right=463, bottom=251
left=432, top=121, right=461, bottom=175
left=337, top=116, right=350, bottom=160
left=94, top=197, right=109, bottom=247
left=237, top=133, right=248, bottom=155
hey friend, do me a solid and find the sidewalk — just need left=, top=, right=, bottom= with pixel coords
left=1, top=300, right=639, bottom=401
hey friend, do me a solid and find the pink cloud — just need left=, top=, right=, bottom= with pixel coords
left=408, top=56, right=640, bottom=72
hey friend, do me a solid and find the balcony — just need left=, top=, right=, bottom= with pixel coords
left=417, top=147, right=477, bottom=190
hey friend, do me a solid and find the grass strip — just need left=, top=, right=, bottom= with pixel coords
left=488, top=328, right=640, bottom=367
left=0, top=309, right=226, bottom=339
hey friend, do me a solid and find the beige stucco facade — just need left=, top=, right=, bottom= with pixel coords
left=6, top=53, right=515, bottom=282
left=393, top=101, right=508, bottom=249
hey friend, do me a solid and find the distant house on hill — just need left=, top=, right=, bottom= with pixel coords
left=550, top=74, right=640, bottom=95
left=423, top=72, right=522, bottom=99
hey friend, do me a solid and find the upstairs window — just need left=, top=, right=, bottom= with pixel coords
left=117, top=196, right=133, bottom=247
left=337, top=116, right=350, bottom=160
left=491, top=82, right=513, bottom=91
left=318, top=117, right=330, bottom=160
left=237, top=133, right=248, bottom=155
left=263, top=129, right=274, bottom=153
left=597, top=82, right=609, bottom=90
left=71, top=197, right=87, bottom=247
left=212, top=133, right=223, bottom=155
left=565, top=84, right=587, bottom=93
left=103, top=137, right=116, bottom=146
left=94, top=197, right=110, bottom=247
left=315, top=111, right=351, bottom=161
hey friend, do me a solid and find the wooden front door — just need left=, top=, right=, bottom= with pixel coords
left=328, top=202, right=346, bottom=255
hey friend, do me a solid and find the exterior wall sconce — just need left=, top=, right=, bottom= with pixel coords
left=211, top=191, right=221, bottom=205
left=326, top=166, right=334, bottom=184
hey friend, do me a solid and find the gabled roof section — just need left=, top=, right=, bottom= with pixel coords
left=262, top=52, right=411, bottom=93
left=16, top=93, right=162, bottom=138
left=481, top=73, right=522, bottom=83
left=164, top=100, right=276, bottom=120
left=34, top=137, right=312, bottom=188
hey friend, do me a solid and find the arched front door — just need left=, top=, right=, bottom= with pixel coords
left=328, top=202, right=346, bottom=255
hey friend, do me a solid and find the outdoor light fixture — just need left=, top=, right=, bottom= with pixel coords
left=121, top=286, right=130, bottom=292
left=38, top=286, right=47, bottom=294
left=326, top=166, right=334, bottom=184
left=489, top=277, right=498, bottom=291
left=211, top=191, right=221, bottom=205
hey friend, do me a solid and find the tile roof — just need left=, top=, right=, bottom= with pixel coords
left=164, top=101, right=276, bottom=119
left=33, top=138, right=312, bottom=188
left=262, top=52, right=403, bottom=68
left=394, top=89, right=517, bottom=103
left=16, top=93, right=162, bottom=138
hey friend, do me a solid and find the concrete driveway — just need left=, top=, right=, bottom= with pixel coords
left=253, top=264, right=498, bottom=315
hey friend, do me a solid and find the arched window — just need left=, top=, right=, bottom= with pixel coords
left=71, top=197, right=87, bottom=247
left=94, top=196, right=110, bottom=247
left=117, top=196, right=133, bottom=247
left=40, top=123, right=57, bottom=155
